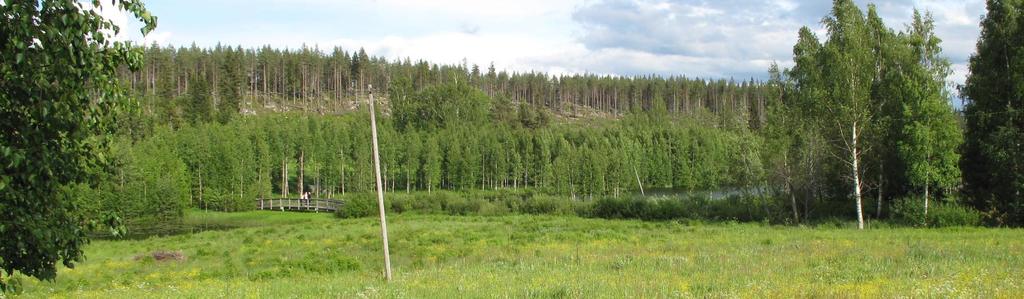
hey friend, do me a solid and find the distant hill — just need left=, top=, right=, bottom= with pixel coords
left=123, top=44, right=773, bottom=128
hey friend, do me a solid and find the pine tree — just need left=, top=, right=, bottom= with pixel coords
left=186, top=70, right=212, bottom=124
left=217, top=47, right=243, bottom=124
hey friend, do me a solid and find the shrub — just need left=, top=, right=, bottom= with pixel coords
left=479, top=201, right=511, bottom=216
left=590, top=196, right=636, bottom=219
left=520, top=195, right=575, bottom=215
left=332, top=190, right=792, bottom=225
left=200, top=188, right=228, bottom=212
left=415, top=191, right=458, bottom=213
left=1, top=271, right=24, bottom=295
left=891, top=197, right=983, bottom=227
left=705, top=195, right=786, bottom=223
left=891, top=197, right=925, bottom=226
left=445, top=196, right=485, bottom=215
left=588, top=194, right=788, bottom=223
left=335, top=193, right=378, bottom=218
left=929, top=202, right=983, bottom=227
left=388, top=193, right=412, bottom=213
left=590, top=196, right=675, bottom=220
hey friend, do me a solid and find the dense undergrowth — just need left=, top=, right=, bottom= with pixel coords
left=334, top=190, right=983, bottom=228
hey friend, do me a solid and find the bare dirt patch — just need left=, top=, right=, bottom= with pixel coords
left=133, top=250, right=187, bottom=262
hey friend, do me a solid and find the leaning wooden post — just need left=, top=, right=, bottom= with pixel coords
left=368, top=84, right=393, bottom=281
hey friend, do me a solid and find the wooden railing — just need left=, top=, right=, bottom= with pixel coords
left=256, top=198, right=344, bottom=212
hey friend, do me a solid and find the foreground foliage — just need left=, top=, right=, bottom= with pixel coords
left=0, top=0, right=156, bottom=282
left=8, top=211, right=1023, bottom=298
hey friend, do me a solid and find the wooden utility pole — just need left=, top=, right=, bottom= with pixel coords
left=368, top=84, right=393, bottom=281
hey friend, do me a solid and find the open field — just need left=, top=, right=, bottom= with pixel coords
left=12, top=210, right=1024, bottom=298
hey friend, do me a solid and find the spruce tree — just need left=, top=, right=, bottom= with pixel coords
left=961, top=0, right=1024, bottom=225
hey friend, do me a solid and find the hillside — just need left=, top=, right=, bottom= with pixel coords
left=124, top=45, right=772, bottom=124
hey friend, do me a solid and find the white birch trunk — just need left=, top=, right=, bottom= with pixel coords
left=852, top=123, right=865, bottom=230
left=924, top=167, right=930, bottom=225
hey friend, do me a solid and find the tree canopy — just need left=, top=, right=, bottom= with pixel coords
left=961, top=0, right=1024, bottom=226
left=1, top=0, right=157, bottom=281
left=777, top=1, right=963, bottom=228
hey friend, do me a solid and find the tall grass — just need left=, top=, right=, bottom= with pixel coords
left=9, top=210, right=1024, bottom=298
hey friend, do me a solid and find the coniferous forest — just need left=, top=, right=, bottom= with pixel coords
left=3, top=0, right=1024, bottom=296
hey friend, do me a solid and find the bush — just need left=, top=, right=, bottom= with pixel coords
left=444, top=195, right=485, bottom=216
left=590, top=196, right=638, bottom=219
left=479, top=201, right=511, bottom=216
left=706, top=195, right=786, bottom=223
left=929, top=202, right=983, bottom=227
left=335, top=193, right=378, bottom=218
left=333, top=190, right=794, bottom=225
left=588, top=194, right=788, bottom=223
left=1, top=271, right=24, bottom=295
left=519, top=195, right=576, bottom=215
left=591, top=196, right=677, bottom=220
left=891, top=197, right=926, bottom=226
left=416, top=191, right=458, bottom=213
left=891, top=197, right=983, bottom=227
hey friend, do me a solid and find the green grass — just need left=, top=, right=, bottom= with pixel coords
left=11, top=210, right=1024, bottom=298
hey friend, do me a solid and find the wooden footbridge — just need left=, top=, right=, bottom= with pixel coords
left=256, top=198, right=344, bottom=212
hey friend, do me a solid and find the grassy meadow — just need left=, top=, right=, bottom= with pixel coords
left=10, top=210, right=1024, bottom=298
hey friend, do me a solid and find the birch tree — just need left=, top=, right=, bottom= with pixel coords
left=897, top=11, right=962, bottom=220
left=832, top=1, right=875, bottom=229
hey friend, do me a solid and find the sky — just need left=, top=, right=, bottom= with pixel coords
left=107, top=0, right=986, bottom=86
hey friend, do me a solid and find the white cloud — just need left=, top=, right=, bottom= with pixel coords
left=329, top=32, right=580, bottom=76
left=142, top=31, right=173, bottom=46
left=275, top=0, right=580, bottom=19
left=567, top=0, right=984, bottom=83
left=775, top=0, right=799, bottom=12
left=80, top=0, right=164, bottom=46
left=80, top=1, right=130, bottom=41
left=873, top=0, right=984, bottom=88
left=569, top=0, right=806, bottom=79
left=121, top=0, right=985, bottom=85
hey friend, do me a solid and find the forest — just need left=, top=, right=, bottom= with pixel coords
left=92, top=3, right=993, bottom=228
left=124, top=42, right=772, bottom=122
left=3, top=0, right=1024, bottom=296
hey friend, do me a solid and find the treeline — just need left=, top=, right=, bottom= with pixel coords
left=123, top=42, right=772, bottom=126
left=83, top=94, right=767, bottom=221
